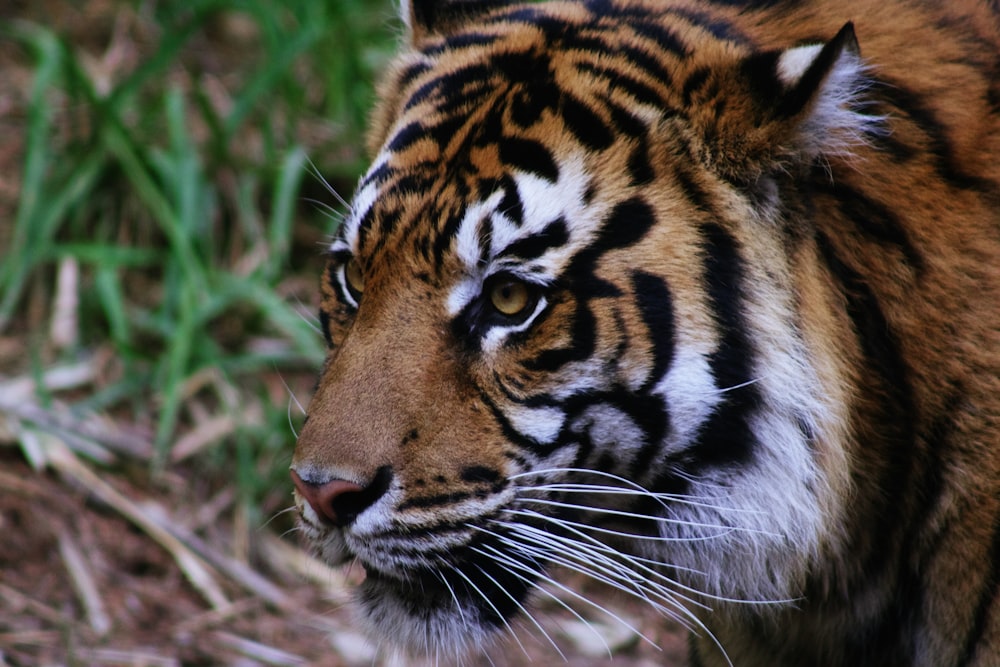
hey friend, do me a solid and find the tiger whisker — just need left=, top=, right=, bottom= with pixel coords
left=712, top=377, right=763, bottom=395
left=510, top=467, right=746, bottom=510
left=511, top=497, right=778, bottom=539
left=471, top=530, right=661, bottom=651
left=303, top=196, right=348, bottom=222
left=506, top=503, right=737, bottom=543
left=467, top=563, right=548, bottom=661
left=514, top=482, right=766, bottom=516
left=490, top=521, right=739, bottom=667
left=506, top=509, right=797, bottom=608
left=263, top=504, right=298, bottom=521
left=495, top=517, right=711, bottom=620
left=450, top=559, right=564, bottom=659
left=432, top=567, right=471, bottom=631
left=306, top=156, right=350, bottom=209
left=468, top=545, right=616, bottom=659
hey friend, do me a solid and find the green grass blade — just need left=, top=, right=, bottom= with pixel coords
left=0, top=25, right=60, bottom=331
left=94, top=266, right=131, bottom=347
left=263, top=146, right=309, bottom=280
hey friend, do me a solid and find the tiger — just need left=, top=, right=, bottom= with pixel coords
left=289, top=0, right=1000, bottom=664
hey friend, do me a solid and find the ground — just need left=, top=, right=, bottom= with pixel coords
left=0, top=450, right=687, bottom=666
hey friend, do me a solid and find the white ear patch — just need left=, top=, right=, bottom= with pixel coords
left=779, top=35, right=883, bottom=160
left=776, top=44, right=825, bottom=87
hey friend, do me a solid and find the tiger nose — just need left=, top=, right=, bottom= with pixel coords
left=290, top=467, right=391, bottom=527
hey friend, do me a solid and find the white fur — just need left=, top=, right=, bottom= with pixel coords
left=783, top=41, right=885, bottom=160
left=776, top=44, right=824, bottom=86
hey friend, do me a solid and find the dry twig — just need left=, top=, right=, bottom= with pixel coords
left=210, top=631, right=309, bottom=667
left=57, top=528, right=112, bottom=637
left=43, top=440, right=231, bottom=611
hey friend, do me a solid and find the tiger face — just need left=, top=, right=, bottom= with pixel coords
left=291, top=1, right=1000, bottom=665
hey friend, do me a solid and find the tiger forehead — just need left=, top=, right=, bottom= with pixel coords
left=338, top=0, right=763, bottom=279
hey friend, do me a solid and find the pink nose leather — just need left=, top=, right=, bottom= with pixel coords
left=290, top=470, right=365, bottom=526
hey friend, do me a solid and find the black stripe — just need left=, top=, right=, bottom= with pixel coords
left=602, top=95, right=653, bottom=137
left=432, top=202, right=466, bottom=266
left=477, top=214, right=494, bottom=266
left=490, top=48, right=552, bottom=81
left=396, top=61, right=432, bottom=89
left=433, top=82, right=493, bottom=118
left=626, top=392, right=671, bottom=480
left=628, top=142, right=655, bottom=185
left=575, top=62, right=666, bottom=108
left=390, top=173, right=436, bottom=197
left=561, top=93, right=614, bottom=150
left=686, top=223, right=759, bottom=468
left=618, top=43, right=678, bottom=86
left=665, top=8, right=752, bottom=45
left=523, top=297, right=597, bottom=373
left=477, top=385, right=560, bottom=455
left=397, top=482, right=505, bottom=510
left=318, top=308, right=333, bottom=347
left=815, top=231, right=918, bottom=596
left=495, top=173, right=525, bottom=225
left=682, top=66, right=712, bottom=106
left=423, top=31, right=502, bottom=56
left=499, top=137, right=560, bottom=182
left=426, top=114, right=469, bottom=150
left=813, top=177, right=925, bottom=274
left=874, top=77, right=999, bottom=192
left=673, top=161, right=718, bottom=215
left=474, top=106, right=505, bottom=147
left=404, top=63, right=495, bottom=111
left=630, top=20, right=690, bottom=58
left=510, top=82, right=561, bottom=127
left=460, top=465, right=502, bottom=484
left=360, top=161, right=394, bottom=189
left=631, top=271, right=676, bottom=393
left=739, top=49, right=783, bottom=110
left=560, top=33, right=616, bottom=55
left=702, top=0, right=800, bottom=7
left=815, top=232, right=914, bottom=431
left=388, top=121, right=426, bottom=152
left=597, top=196, right=659, bottom=249
left=856, top=395, right=963, bottom=661
left=497, top=5, right=550, bottom=29
left=498, top=218, right=569, bottom=261
left=355, top=205, right=376, bottom=254
left=525, top=197, right=657, bottom=372
left=585, top=0, right=653, bottom=18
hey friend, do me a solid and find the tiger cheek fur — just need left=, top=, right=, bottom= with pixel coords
left=290, top=0, right=1000, bottom=665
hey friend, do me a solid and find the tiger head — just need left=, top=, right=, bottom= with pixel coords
left=291, top=0, right=881, bottom=658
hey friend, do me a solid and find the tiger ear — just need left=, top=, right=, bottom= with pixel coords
left=699, top=23, right=881, bottom=182
left=403, top=0, right=514, bottom=44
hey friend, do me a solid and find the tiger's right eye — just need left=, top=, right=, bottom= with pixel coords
left=344, top=258, right=365, bottom=303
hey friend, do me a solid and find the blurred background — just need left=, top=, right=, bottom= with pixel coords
left=0, top=1, right=683, bottom=664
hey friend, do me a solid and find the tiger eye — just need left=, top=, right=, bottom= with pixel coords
left=489, top=279, right=531, bottom=316
left=344, top=258, right=365, bottom=301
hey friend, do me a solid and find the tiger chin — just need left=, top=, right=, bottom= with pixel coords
left=289, top=0, right=1000, bottom=665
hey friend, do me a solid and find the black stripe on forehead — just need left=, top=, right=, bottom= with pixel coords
left=497, top=218, right=570, bottom=261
